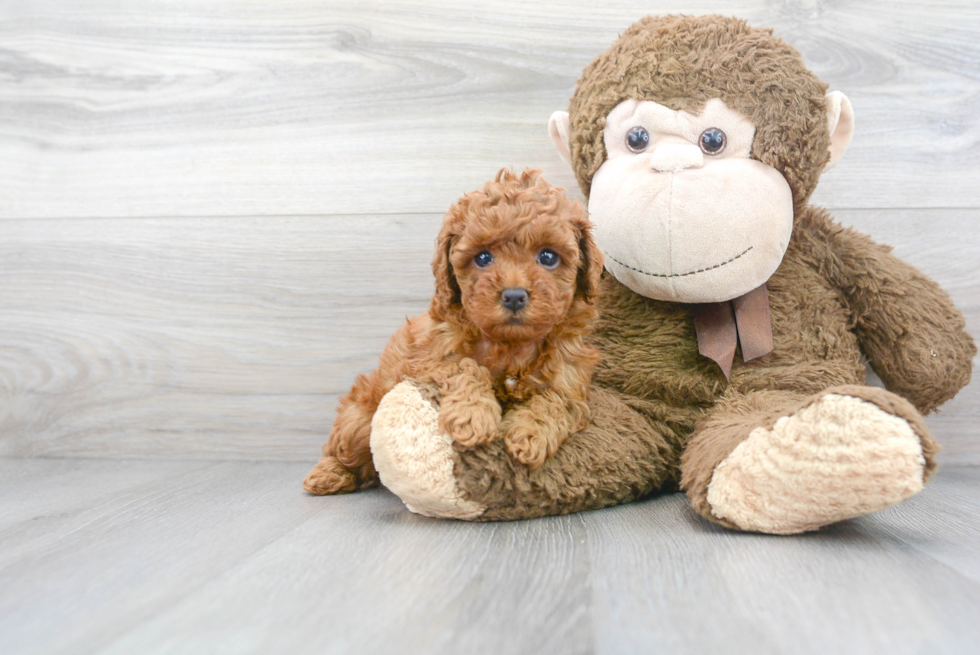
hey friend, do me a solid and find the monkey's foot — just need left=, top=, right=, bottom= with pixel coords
left=370, top=381, right=486, bottom=520
left=706, top=392, right=928, bottom=534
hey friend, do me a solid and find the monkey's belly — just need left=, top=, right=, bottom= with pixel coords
left=588, top=268, right=866, bottom=409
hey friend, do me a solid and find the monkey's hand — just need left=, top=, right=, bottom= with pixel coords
left=436, top=359, right=502, bottom=447
left=808, top=207, right=975, bottom=413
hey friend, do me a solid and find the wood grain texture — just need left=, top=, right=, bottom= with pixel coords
left=1, top=0, right=979, bottom=219
left=1, top=209, right=976, bottom=462
left=0, top=214, right=443, bottom=459
left=0, top=458, right=978, bottom=654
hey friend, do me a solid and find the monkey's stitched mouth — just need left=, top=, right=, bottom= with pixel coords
left=606, top=246, right=752, bottom=279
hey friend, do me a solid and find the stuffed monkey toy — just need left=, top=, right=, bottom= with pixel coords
left=347, top=15, right=975, bottom=533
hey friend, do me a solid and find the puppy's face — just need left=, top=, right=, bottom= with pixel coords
left=448, top=212, right=583, bottom=342
left=430, top=170, right=603, bottom=342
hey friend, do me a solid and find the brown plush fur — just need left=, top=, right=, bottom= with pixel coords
left=304, top=169, right=603, bottom=494
left=567, top=14, right=831, bottom=211
left=440, top=16, right=975, bottom=525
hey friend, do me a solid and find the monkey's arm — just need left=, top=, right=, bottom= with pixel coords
left=802, top=207, right=975, bottom=414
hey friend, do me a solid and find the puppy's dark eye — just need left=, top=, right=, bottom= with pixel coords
left=536, top=248, right=560, bottom=269
left=699, top=128, right=727, bottom=155
left=626, top=126, right=650, bottom=153
left=473, top=250, right=494, bottom=268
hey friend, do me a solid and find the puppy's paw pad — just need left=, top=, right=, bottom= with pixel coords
left=303, top=457, right=358, bottom=495
left=504, top=428, right=550, bottom=469
left=440, top=411, right=499, bottom=447
left=439, top=402, right=501, bottom=447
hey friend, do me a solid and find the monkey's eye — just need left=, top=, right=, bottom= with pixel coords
left=699, top=128, right=727, bottom=155
left=626, top=126, right=650, bottom=153
left=473, top=250, right=494, bottom=268
left=536, top=248, right=560, bottom=269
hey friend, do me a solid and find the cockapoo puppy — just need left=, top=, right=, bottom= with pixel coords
left=304, top=168, right=603, bottom=495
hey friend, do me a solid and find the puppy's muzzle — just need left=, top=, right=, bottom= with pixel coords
left=501, top=287, right=529, bottom=312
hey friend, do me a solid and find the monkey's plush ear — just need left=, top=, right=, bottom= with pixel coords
left=429, top=223, right=461, bottom=322
left=549, top=111, right=572, bottom=165
left=824, top=91, right=854, bottom=172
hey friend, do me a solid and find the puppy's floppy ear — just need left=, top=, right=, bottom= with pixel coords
left=575, top=213, right=604, bottom=303
left=430, top=213, right=462, bottom=322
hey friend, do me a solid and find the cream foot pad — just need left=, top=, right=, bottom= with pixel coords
left=707, top=393, right=926, bottom=534
left=370, top=381, right=486, bottom=520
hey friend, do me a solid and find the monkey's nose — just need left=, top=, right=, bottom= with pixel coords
left=501, top=287, right=529, bottom=312
left=648, top=143, right=704, bottom=173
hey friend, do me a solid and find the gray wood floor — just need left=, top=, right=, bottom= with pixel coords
left=1, top=458, right=979, bottom=655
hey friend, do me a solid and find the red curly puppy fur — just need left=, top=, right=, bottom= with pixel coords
left=304, top=168, right=604, bottom=495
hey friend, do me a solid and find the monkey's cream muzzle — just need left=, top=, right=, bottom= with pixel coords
left=647, top=143, right=704, bottom=173
left=585, top=98, right=794, bottom=304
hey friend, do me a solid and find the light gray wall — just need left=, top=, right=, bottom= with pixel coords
left=1, top=1, right=977, bottom=461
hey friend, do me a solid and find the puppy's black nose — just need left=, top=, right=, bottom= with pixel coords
left=501, top=287, right=529, bottom=312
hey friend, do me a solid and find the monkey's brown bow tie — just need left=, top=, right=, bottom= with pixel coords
left=692, top=284, right=773, bottom=380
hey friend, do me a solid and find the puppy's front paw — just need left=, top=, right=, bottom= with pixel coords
left=503, top=424, right=554, bottom=469
left=439, top=397, right=501, bottom=448
left=303, top=457, right=358, bottom=495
